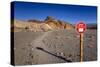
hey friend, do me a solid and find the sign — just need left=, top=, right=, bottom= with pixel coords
left=76, top=22, right=86, bottom=33
left=76, top=22, right=87, bottom=62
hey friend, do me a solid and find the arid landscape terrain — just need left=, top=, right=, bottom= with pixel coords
left=11, top=16, right=97, bottom=65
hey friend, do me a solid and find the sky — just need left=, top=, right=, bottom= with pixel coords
left=12, top=1, right=97, bottom=24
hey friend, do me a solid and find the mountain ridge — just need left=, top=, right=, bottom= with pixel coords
left=11, top=16, right=74, bottom=32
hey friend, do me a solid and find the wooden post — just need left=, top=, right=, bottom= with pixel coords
left=76, top=22, right=86, bottom=62
left=80, top=33, right=83, bottom=62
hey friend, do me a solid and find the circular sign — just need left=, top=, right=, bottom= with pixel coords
left=76, top=22, right=86, bottom=33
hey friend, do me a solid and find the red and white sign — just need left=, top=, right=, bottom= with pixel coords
left=76, top=22, right=86, bottom=33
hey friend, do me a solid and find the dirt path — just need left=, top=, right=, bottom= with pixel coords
left=30, top=31, right=55, bottom=64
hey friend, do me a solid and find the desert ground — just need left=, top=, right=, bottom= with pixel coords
left=13, top=29, right=97, bottom=65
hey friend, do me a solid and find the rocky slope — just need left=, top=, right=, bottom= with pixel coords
left=11, top=16, right=74, bottom=32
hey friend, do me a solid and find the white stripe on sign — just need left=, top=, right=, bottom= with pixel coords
left=79, top=28, right=83, bottom=32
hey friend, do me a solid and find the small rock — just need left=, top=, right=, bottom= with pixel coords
left=68, top=54, right=72, bottom=57
left=87, top=44, right=94, bottom=48
left=21, top=47, right=25, bottom=50
left=60, top=52, right=65, bottom=56
left=56, top=52, right=65, bottom=57
left=14, top=47, right=16, bottom=50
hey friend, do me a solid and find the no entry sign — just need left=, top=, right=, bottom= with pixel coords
left=76, top=22, right=86, bottom=33
left=75, top=22, right=87, bottom=62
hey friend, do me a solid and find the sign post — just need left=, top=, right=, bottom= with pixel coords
left=76, top=22, right=86, bottom=62
left=80, top=33, right=83, bottom=62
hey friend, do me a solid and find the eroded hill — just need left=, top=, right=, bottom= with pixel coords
left=11, top=16, right=74, bottom=32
